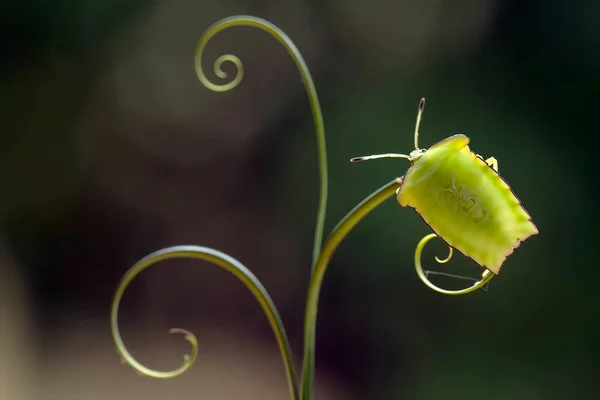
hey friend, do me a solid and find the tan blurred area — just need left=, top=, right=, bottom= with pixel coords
left=0, top=244, right=34, bottom=400
left=1, top=243, right=347, bottom=400
left=37, top=322, right=347, bottom=400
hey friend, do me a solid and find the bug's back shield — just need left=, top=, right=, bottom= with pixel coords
left=398, top=135, right=538, bottom=274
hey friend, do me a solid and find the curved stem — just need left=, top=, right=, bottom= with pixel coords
left=110, top=246, right=299, bottom=400
left=194, top=15, right=328, bottom=274
left=300, top=178, right=403, bottom=400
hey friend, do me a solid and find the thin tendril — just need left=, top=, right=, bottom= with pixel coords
left=435, top=245, right=453, bottom=263
left=110, top=246, right=299, bottom=400
left=414, top=233, right=494, bottom=295
left=194, top=15, right=328, bottom=274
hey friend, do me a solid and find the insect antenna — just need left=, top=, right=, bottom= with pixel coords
left=414, top=97, right=425, bottom=150
left=350, top=98, right=427, bottom=163
left=350, top=153, right=412, bottom=163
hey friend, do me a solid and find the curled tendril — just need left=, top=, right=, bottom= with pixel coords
left=194, top=15, right=328, bottom=274
left=414, top=233, right=494, bottom=295
left=195, top=46, right=243, bottom=92
left=110, top=246, right=299, bottom=400
left=435, top=245, right=453, bottom=263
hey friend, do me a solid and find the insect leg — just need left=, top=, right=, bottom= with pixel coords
left=485, top=157, right=498, bottom=172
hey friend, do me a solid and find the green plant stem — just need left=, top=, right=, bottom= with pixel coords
left=300, top=178, right=403, bottom=400
left=194, top=16, right=406, bottom=399
left=194, top=15, right=328, bottom=274
left=110, top=246, right=300, bottom=400
left=195, top=16, right=332, bottom=398
left=110, top=13, right=498, bottom=400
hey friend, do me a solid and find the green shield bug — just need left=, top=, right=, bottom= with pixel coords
left=351, top=98, right=538, bottom=277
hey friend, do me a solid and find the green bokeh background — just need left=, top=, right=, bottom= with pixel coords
left=1, top=0, right=597, bottom=399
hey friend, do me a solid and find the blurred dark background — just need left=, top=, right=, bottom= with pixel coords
left=1, top=0, right=598, bottom=399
